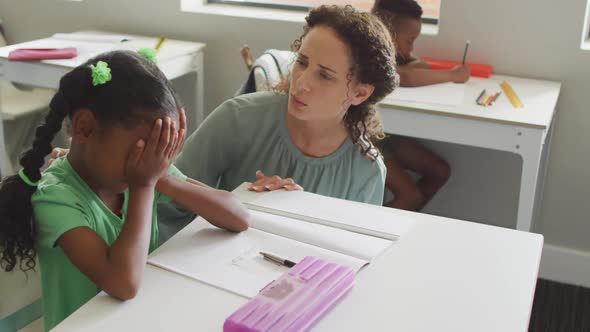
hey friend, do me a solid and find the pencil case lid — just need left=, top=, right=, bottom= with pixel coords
left=224, top=256, right=355, bottom=332
left=422, top=57, right=494, bottom=78
left=8, top=47, right=78, bottom=61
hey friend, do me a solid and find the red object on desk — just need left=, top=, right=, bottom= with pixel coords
left=422, top=57, right=494, bottom=78
left=8, top=48, right=77, bottom=61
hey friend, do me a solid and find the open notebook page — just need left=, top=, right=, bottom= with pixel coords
left=248, top=210, right=392, bottom=262
left=148, top=218, right=367, bottom=298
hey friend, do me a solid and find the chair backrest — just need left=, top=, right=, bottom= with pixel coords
left=236, top=49, right=295, bottom=96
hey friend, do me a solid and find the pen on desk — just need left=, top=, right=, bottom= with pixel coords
left=461, top=40, right=470, bottom=65
left=260, top=251, right=297, bottom=268
left=155, top=37, right=167, bottom=53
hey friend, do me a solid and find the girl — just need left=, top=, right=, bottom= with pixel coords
left=0, top=50, right=249, bottom=331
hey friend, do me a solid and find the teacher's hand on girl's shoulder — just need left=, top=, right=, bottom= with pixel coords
left=248, top=170, right=303, bottom=192
left=48, top=135, right=72, bottom=166
left=48, top=147, right=69, bottom=166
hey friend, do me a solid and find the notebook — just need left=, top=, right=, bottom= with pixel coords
left=147, top=183, right=414, bottom=298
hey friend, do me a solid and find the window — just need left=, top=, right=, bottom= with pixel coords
left=582, top=0, right=590, bottom=49
left=207, top=0, right=441, bottom=23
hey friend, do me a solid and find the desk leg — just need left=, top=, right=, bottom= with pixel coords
left=531, top=118, right=555, bottom=232
left=0, top=118, right=14, bottom=177
left=0, top=69, right=13, bottom=176
left=192, top=52, right=204, bottom=131
left=516, top=128, right=546, bottom=232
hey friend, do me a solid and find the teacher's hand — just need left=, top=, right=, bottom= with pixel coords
left=248, top=170, right=303, bottom=192
left=48, top=147, right=70, bottom=166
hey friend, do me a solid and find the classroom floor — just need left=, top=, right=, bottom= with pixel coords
left=529, top=279, right=590, bottom=332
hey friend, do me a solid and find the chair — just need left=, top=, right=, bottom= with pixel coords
left=0, top=20, right=55, bottom=177
left=236, top=46, right=295, bottom=96
left=0, top=268, right=43, bottom=332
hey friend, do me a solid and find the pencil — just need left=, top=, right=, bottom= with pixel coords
left=489, top=92, right=501, bottom=105
left=476, top=89, right=486, bottom=105
left=155, top=37, right=167, bottom=53
left=461, top=40, right=470, bottom=65
left=260, top=251, right=297, bottom=268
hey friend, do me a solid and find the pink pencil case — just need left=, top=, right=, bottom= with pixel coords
left=8, top=47, right=77, bottom=60
left=224, top=256, right=355, bottom=332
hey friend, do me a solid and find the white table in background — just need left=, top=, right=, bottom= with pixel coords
left=0, top=31, right=205, bottom=176
left=378, top=75, right=561, bottom=232
left=53, top=206, right=543, bottom=332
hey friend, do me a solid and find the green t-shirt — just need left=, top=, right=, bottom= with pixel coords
left=32, top=157, right=186, bottom=331
left=175, top=92, right=386, bottom=205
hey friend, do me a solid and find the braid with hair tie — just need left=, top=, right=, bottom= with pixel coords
left=0, top=90, right=71, bottom=272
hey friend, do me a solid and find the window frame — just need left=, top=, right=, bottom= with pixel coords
left=582, top=0, right=590, bottom=49
left=207, top=0, right=440, bottom=24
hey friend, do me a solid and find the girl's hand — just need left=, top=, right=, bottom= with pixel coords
left=172, top=108, right=187, bottom=160
left=247, top=170, right=303, bottom=192
left=126, top=117, right=179, bottom=188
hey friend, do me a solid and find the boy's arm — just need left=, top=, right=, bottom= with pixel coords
left=405, top=59, right=432, bottom=69
left=397, top=65, right=470, bottom=87
left=156, top=175, right=250, bottom=232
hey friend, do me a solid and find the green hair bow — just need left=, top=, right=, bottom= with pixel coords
left=89, top=61, right=112, bottom=86
left=138, top=48, right=158, bottom=64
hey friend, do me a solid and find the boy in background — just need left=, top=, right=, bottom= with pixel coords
left=372, top=0, right=467, bottom=211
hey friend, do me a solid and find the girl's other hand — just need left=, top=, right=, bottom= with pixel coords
left=171, top=108, right=187, bottom=160
left=126, top=117, right=178, bottom=188
left=248, top=170, right=303, bottom=192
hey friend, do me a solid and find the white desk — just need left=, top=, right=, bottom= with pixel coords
left=53, top=208, right=543, bottom=332
left=0, top=31, right=205, bottom=176
left=378, top=75, right=561, bottom=232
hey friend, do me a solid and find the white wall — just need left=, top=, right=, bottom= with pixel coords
left=1, top=0, right=589, bottom=284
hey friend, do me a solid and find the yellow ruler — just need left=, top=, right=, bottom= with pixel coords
left=500, top=81, right=523, bottom=108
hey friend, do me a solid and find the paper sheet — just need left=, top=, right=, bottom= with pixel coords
left=385, top=82, right=466, bottom=106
